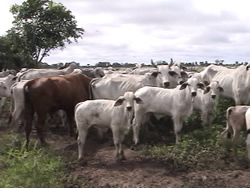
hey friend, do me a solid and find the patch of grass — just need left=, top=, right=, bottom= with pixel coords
left=140, top=123, right=247, bottom=170
left=0, top=134, right=65, bottom=188
left=138, top=97, right=248, bottom=170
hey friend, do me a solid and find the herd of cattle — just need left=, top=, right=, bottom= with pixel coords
left=0, top=62, right=250, bottom=163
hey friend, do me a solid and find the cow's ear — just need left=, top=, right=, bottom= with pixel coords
left=218, top=86, right=224, bottom=92
left=246, top=66, right=250, bottom=71
left=151, top=72, right=159, bottom=77
left=204, top=86, right=210, bottom=94
left=181, top=71, right=188, bottom=78
left=181, top=66, right=188, bottom=71
left=11, top=76, right=17, bottom=82
left=179, top=82, right=189, bottom=90
left=203, top=81, right=209, bottom=86
left=197, top=82, right=205, bottom=89
left=134, top=97, right=143, bottom=104
left=114, top=97, right=125, bottom=106
left=169, top=71, right=178, bottom=77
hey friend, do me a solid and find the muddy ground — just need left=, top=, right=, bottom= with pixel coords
left=1, top=106, right=250, bottom=188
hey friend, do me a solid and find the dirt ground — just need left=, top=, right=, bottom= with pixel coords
left=48, top=129, right=250, bottom=188
left=1, top=108, right=250, bottom=188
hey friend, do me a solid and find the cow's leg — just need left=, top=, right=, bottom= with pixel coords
left=66, top=112, right=75, bottom=137
left=77, top=127, right=88, bottom=164
left=201, top=111, right=208, bottom=126
left=36, top=113, right=47, bottom=146
left=208, top=112, right=214, bottom=126
left=0, top=97, right=7, bottom=114
left=173, top=116, right=183, bottom=143
left=246, top=134, right=250, bottom=160
left=119, top=132, right=126, bottom=161
left=232, top=131, right=240, bottom=160
left=112, top=127, right=122, bottom=162
left=24, top=107, right=34, bottom=149
left=132, top=110, right=144, bottom=146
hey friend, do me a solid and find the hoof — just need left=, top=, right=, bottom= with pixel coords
left=130, top=144, right=138, bottom=150
left=115, top=158, right=122, bottom=164
left=78, top=159, right=88, bottom=166
left=120, top=154, right=126, bottom=161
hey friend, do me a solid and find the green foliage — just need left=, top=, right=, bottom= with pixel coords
left=0, top=36, right=26, bottom=70
left=8, top=0, right=84, bottom=67
left=0, top=134, right=65, bottom=188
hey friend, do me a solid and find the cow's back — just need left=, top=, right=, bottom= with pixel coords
left=24, top=73, right=92, bottom=115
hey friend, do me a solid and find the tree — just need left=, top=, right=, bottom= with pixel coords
left=8, top=0, right=84, bottom=67
left=0, top=35, right=25, bottom=70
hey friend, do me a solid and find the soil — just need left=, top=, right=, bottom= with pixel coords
left=46, top=129, right=250, bottom=188
left=1, top=106, right=250, bottom=188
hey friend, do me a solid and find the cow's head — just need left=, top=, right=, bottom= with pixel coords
left=143, top=72, right=159, bottom=87
left=114, top=92, right=143, bottom=122
left=157, top=64, right=183, bottom=88
left=0, top=75, right=17, bottom=97
left=179, top=77, right=205, bottom=98
left=203, top=81, right=224, bottom=100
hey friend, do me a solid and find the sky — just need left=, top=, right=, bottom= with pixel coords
left=1, top=0, right=250, bottom=65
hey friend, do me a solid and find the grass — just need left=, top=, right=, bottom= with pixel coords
left=139, top=97, right=249, bottom=170
left=0, top=133, right=65, bottom=188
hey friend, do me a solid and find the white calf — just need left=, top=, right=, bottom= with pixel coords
left=75, top=92, right=142, bottom=163
left=193, top=81, right=224, bottom=126
left=133, top=77, right=204, bottom=144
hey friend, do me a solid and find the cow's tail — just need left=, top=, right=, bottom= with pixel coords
left=23, top=83, right=34, bottom=120
left=221, top=107, right=233, bottom=142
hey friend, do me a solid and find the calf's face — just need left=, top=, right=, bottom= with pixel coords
left=114, top=91, right=143, bottom=123
left=204, top=81, right=224, bottom=100
left=180, top=77, right=204, bottom=98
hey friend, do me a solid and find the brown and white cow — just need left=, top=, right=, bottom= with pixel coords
left=221, top=105, right=250, bottom=160
left=23, top=73, right=92, bottom=147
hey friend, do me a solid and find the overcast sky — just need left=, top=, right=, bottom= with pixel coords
left=1, top=0, right=250, bottom=65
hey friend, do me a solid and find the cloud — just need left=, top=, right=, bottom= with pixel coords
left=2, top=0, right=250, bottom=65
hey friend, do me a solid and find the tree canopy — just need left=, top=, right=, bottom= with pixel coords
left=6, top=0, right=84, bottom=68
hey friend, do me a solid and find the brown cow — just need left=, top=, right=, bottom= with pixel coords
left=23, top=73, right=92, bottom=147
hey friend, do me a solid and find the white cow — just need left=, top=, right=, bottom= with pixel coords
left=199, top=64, right=250, bottom=105
left=157, top=64, right=187, bottom=88
left=130, top=67, right=158, bottom=75
left=133, top=77, right=204, bottom=144
left=221, top=105, right=250, bottom=160
left=18, top=63, right=78, bottom=81
left=75, top=92, right=142, bottom=163
left=8, top=80, right=28, bottom=128
left=0, top=74, right=17, bottom=97
left=193, top=81, right=224, bottom=126
left=0, top=75, right=17, bottom=113
left=73, top=67, right=105, bottom=78
left=91, top=72, right=160, bottom=100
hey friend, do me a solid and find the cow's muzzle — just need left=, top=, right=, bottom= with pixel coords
left=211, top=95, right=216, bottom=99
left=191, top=92, right=197, bottom=97
left=127, top=106, right=132, bottom=111
left=163, top=82, right=170, bottom=88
